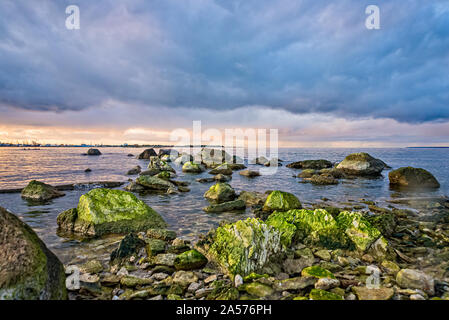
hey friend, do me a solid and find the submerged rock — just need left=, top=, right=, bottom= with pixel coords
left=287, top=160, right=333, bottom=170
left=204, top=183, right=236, bottom=203
left=126, top=166, right=141, bottom=175
left=87, top=148, right=101, bottom=156
left=0, top=207, right=67, bottom=300
left=336, top=152, right=387, bottom=176
left=389, top=167, right=440, bottom=189
left=21, top=180, right=65, bottom=202
left=57, top=188, right=166, bottom=237
left=197, top=218, right=282, bottom=277
left=263, top=191, right=302, bottom=212
left=182, top=161, right=206, bottom=173
left=239, top=170, right=260, bottom=178
left=203, top=200, right=246, bottom=213
left=137, top=148, right=157, bottom=159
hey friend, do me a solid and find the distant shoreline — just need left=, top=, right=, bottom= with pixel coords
left=407, top=147, right=449, bottom=149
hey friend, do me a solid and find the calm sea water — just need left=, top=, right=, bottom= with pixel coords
left=0, top=147, right=447, bottom=264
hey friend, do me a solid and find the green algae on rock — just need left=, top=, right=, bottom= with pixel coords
left=197, top=218, right=282, bottom=277
left=301, top=266, right=336, bottom=279
left=309, top=288, right=343, bottom=300
left=263, top=191, right=302, bottom=212
left=182, top=161, right=206, bottom=173
left=336, top=211, right=382, bottom=251
left=57, top=188, right=166, bottom=237
left=389, top=167, right=440, bottom=189
left=136, top=175, right=176, bottom=191
left=336, top=152, right=387, bottom=176
left=203, top=199, right=246, bottom=213
left=21, top=180, right=65, bottom=202
left=0, top=207, right=67, bottom=300
left=174, top=250, right=208, bottom=270
left=204, top=183, right=236, bottom=203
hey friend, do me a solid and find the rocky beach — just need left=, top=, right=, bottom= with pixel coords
left=1, top=147, right=449, bottom=301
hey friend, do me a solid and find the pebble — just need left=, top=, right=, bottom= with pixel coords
left=151, top=273, right=169, bottom=281
left=117, top=267, right=129, bottom=277
left=204, top=274, right=218, bottom=284
left=234, top=274, right=244, bottom=287
left=410, top=294, right=426, bottom=300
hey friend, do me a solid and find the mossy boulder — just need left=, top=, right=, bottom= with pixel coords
left=147, top=156, right=175, bottom=173
left=336, top=152, right=387, bottom=176
left=203, top=200, right=246, bottom=213
left=21, top=180, right=65, bottom=202
left=136, top=175, right=176, bottom=191
left=309, top=174, right=339, bottom=185
left=182, top=161, right=206, bottom=173
left=287, top=160, right=333, bottom=170
left=297, top=169, right=316, bottom=178
left=263, top=191, right=302, bottom=212
left=0, top=207, right=67, bottom=300
left=197, top=148, right=233, bottom=168
left=204, top=183, right=236, bottom=203
left=266, top=209, right=348, bottom=249
left=336, top=211, right=382, bottom=251
left=57, top=188, right=166, bottom=237
left=389, top=167, right=440, bottom=189
left=174, top=250, right=208, bottom=270
left=309, top=289, right=343, bottom=300
left=209, top=163, right=233, bottom=175
left=198, top=218, right=282, bottom=277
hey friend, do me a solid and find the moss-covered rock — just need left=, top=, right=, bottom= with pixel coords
left=309, top=289, right=343, bottom=300
left=336, top=211, right=382, bottom=251
left=209, top=163, right=233, bottom=175
left=336, top=152, right=387, bottom=176
left=110, top=233, right=146, bottom=265
left=174, top=250, right=208, bottom=270
left=309, top=174, right=339, bottom=185
left=145, top=238, right=166, bottom=256
left=57, top=188, right=166, bottom=237
left=198, top=218, right=282, bottom=277
left=203, top=200, right=246, bottom=213
left=242, top=282, right=273, bottom=298
left=21, top=180, right=65, bottom=202
left=263, top=191, right=302, bottom=212
left=239, top=170, right=261, bottom=178
left=301, top=266, right=336, bottom=279
left=182, top=161, right=206, bottom=173
left=197, top=148, right=234, bottom=168
left=297, top=169, right=316, bottom=178
left=136, top=175, right=176, bottom=191
left=287, top=160, right=333, bottom=170
left=389, top=167, right=440, bottom=189
left=147, top=156, right=175, bottom=173
left=0, top=207, right=67, bottom=300
left=204, top=183, right=236, bottom=203
left=266, top=209, right=348, bottom=249
left=237, top=191, right=267, bottom=207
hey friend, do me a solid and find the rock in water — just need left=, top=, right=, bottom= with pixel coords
left=203, top=200, right=246, bottom=213
left=336, top=152, right=387, bottom=176
left=137, top=148, right=157, bottom=159
left=110, top=233, right=146, bottom=265
left=147, top=157, right=175, bottom=173
left=182, top=161, right=206, bottom=173
left=239, top=170, right=260, bottom=178
left=126, top=166, right=141, bottom=175
left=197, top=218, right=282, bottom=277
left=204, top=183, right=236, bottom=203
left=56, top=188, right=166, bottom=237
left=388, top=167, right=440, bottom=189
left=87, top=148, right=101, bottom=156
left=136, top=175, right=176, bottom=191
left=0, top=207, right=67, bottom=300
left=287, top=160, right=333, bottom=170
left=208, top=163, right=233, bottom=175
left=21, top=180, right=65, bottom=202
left=263, top=190, right=302, bottom=212
left=196, top=148, right=233, bottom=168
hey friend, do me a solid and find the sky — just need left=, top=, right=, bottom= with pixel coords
left=0, top=0, right=448, bottom=147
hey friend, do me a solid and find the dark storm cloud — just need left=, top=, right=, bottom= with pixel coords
left=0, top=0, right=448, bottom=122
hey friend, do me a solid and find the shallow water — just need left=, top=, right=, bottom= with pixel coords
left=0, top=147, right=448, bottom=265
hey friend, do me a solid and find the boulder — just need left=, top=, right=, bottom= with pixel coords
left=182, top=161, right=206, bottom=173
left=56, top=188, right=166, bottom=237
left=251, top=156, right=269, bottom=165
left=287, top=160, right=333, bottom=170
left=204, top=183, right=236, bottom=203
left=173, top=250, right=208, bottom=270
left=336, top=211, right=382, bottom=251
left=126, top=166, right=141, bottom=175
left=214, top=174, right=231, bottom=182
left=396, top=269, right=435, bottom=295
left=0, top=207, right=67, bottom=300
left=239, top=170, right=260, bottom=178
left=237, top=191, right=267, bottom=207
left=158, top=149, right=179, bottom=158
left=297, top=169, right=316, bottom=178
left=352, top=286, right=394, bottom=300
left=336, top=152, right=387, bottom=176
left=196, top=218, right=282, bottom=276
left=263, top=191, right=302, bottom=212
left=137, top=149, right=157, bottom=160
left=87, top=148, right=101, bottom=156
left=136, top=175, right=176, bottom=191
left=308, top=174, right=339, bottom=185
left=196, top=148, right=233, bottom=168
left=147, top=157, right=175, bottom=173
left=174, top=154, right=194, bottom=165
left=21, top=180, right=65, bottom=202
left=110, top=233, right=146, bottom=265
left=209, top=163, right=233, bottom=175
left=203, top=200, right=246, bottom=213
left=123, top=181, right=146, bottom=193
left=389, top=167, right=440, bottom=189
